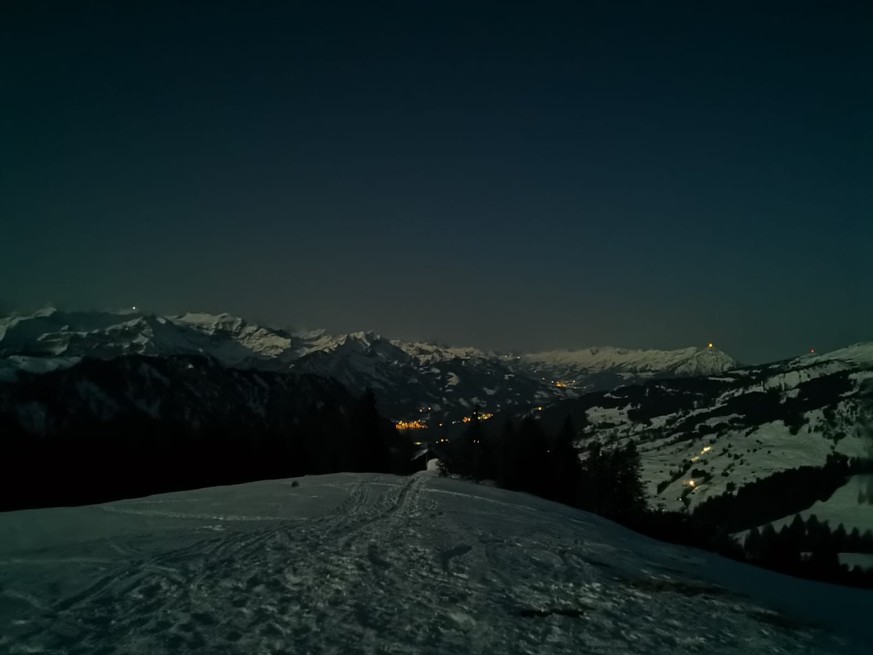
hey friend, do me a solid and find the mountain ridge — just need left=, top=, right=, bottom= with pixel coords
left=0, top=308, right=739, bottom=422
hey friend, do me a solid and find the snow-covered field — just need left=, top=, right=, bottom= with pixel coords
left=1, top=473, right=871, bottom=654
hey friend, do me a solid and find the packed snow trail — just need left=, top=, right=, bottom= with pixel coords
left=1, top=473, right=871, bottom=654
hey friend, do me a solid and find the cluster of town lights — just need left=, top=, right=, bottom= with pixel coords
left=396, top=420, right=427, bottom=430
left=400, top=412, right=496, bottom=431
left=461, top=412, right=494, bottom=423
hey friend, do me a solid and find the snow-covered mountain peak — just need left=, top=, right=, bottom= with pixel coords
left=519, top=344, right=738, bottom=391
left=801, top=343, right=873, bottom=366
left=394, top=340, right=493, bottom=364
left=169, top=312, right=295, bottom=360
left=310, top=331, right=394, bottom=355
left=32, top=306, right=59, bottom=318
left=343, top=330, right=384, bottom=347
left=670, top=346, right=737, bottom=375
left=523, top=344, right=735, bottom=372
left=172, top=311, right=247, bottom=333
left=292, top=327, right=328, bottom=340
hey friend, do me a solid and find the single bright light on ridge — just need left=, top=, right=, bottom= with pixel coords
left=707, top=342, right=714, bottom=349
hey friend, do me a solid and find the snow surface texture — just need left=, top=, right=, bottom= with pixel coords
left=1, top=474, right=870, bottom=655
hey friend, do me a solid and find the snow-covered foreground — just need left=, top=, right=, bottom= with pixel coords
left=1, top=474, right=871, bottom=654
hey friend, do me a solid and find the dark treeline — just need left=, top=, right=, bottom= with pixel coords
left=0, top=356, right=417, bottom=511
left=744, top=514, right=873, bottom=587
left=436, top=413, right=725, bottom=547
left=439, top=414, right=646, bottom=516
left=435, top=411, right=873, bottom=588
left=2, top=389, right=416, bottom=511
left=693, top=453, right=871, bottom=533
left=691, top=454, right=873, bottom=588
left=439, top=413, right=743, bottom=557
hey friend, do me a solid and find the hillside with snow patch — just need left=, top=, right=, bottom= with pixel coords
left=534, top=349, right=873, bottom=541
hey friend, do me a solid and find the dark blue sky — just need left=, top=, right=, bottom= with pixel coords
left=2, top=1, right=871, bottom=362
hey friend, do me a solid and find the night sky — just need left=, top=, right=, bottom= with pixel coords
left=2, top=1, right=871, bottom=363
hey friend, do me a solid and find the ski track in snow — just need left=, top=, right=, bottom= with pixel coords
left=0, top=474, right=869, bottom=655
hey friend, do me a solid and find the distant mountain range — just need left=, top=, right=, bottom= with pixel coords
left=2, top=308, right=871, bottom=555
left=0, top=308, right=736, bottom=423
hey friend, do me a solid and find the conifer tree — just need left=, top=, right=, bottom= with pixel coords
left=549, top=416, right=582, bottom=504
left=612, top=442, right=647, bottom=518
left=744, top=527, right=762, bottom=560
left=351, top=389, right=391, bottom=472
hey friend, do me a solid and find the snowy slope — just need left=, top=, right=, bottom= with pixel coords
left=768, top=475, right=873, bottom=536
left=800, top=344, right=873, bottom=367
left=533, top=351, right=873, bottom=536
left=0, top=473, right=869, bottom=654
